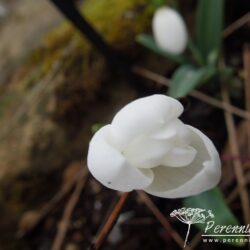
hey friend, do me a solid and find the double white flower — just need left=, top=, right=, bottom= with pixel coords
left=152, top=7, right=188, bottom=54
left=87, top=95, right=221, bottom=198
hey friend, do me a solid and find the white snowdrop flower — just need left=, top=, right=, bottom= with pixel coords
left=152, top=7, right=188, bottom=54
left=87, top=95, right=221, bottom=198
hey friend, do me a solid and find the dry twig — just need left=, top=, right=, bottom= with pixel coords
left=19, top=169, right=87, bottom=237
left=227, top=172, right=250, bottom=204
left=223, top=12, right=250, bottom=38
left=51, top=173, right=89, bottom=250
left=90, top=192, right=130, bottom=250
left=244, top=44, right=250, bottom=151
left=133, top=66, right=250, bottom=121
left=136, top=191, right=193, bottom=250
left=221, top=84, right=250, bottom=224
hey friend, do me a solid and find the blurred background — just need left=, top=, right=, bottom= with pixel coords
left=0, top=0, right=250, bottom=249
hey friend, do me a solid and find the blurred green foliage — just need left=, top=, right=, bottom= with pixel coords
left=137, top=0, right=226, bottom=98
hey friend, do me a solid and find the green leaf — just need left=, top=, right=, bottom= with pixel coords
left=150, top=0, right=168, bottom=8
left=187, top=39, right=204, bottom=66
left=136, top=34, right=187, bottom=64
left=196, top=0, right=224, bottom=62
left=184, top=188, right=245, bottom=246
left=91, top=123, right=104, bottom=134
left=169, top=65, right=215, bottom=98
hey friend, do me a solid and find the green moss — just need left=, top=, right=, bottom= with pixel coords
left=82, top=0, right=162, bottom=48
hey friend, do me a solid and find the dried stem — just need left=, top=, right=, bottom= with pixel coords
left=221, top=84, right=250, bottom=224
left=223, top=12, right=250, bottom=38
left=226, top=172, right=250, bottom=204
left=19, top=169, right=87, bottom=237
left=133, top=66, right=250, bottom=120
left=90, top=192, right=130, bottom=250
left=136, top=191, right=193, bottom=250
left=51, top=173, right=89, bottom=250
left=243, top=44, right=250, bottom=151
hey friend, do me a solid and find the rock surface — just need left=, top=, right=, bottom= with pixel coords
left=0, top=0, right=162, bottom=180
left=0, top=0, right=62, bottom=85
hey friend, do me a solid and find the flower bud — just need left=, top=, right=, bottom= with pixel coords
left=152, top=7, right=188, bottom=54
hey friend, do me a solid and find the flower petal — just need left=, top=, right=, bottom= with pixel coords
left=144, top=126, right=221, bottom=198
left=152, top=119, right=191, bottom=146
left=162, top=146, right=197, bottom=167
left=87, top=125, right=154, bottom=192
left=123, top=135, right=171, bottom=169
left=110, top=95, right=183, bottom=150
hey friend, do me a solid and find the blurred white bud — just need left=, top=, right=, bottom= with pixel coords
left=152, top=7, right=188, bottom=54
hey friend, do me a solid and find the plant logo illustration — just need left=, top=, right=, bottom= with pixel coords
left=170, top=207, right=214, bottom=248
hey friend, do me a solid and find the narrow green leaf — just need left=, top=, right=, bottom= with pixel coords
left=187, top=40, right=204, bottom=66
left=169, top=65, right=215, bottom=98
left=136, top=34, right=187, bottom=64
left=184, top=188, right=245, bottom=246
left=150, top=0, right=169, bottom=8
left=196, top=0, right=224, bottom=62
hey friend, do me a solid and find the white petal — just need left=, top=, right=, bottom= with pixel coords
left=87, top=125, right=154, bottom=192
left=152, top=7, right=188, bottom=54
left=123, top=135, right=171, bottom=169
left=110, top=95, right=183, bottom=150
left=152, top=119, right=190, bottom=146
left=151, top=119, right=178, bottom=140
left=144, top=164, right=202, bottom=195
left=174, top=121, right=192, bottom=146
left=162, top=146, right=197, bottom=167
left=144, top=126, right=221, bottom=198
